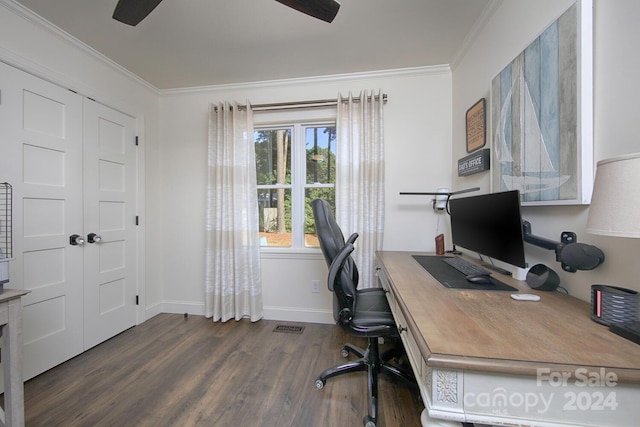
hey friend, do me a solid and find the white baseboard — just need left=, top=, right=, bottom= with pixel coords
left=143, top=302, right=164, bottom=322
left=156, top=300, right=206, bottom=316
left=145, top=301, right=333, bottom=325
left=263, top=306, right=333, bottom=324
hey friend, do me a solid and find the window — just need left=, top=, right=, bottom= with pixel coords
left=255, top=123, right=336, bottom=248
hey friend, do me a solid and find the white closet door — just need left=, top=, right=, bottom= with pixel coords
left=82, top=99, right=137, bottom=349
left=0, top=62, right=84, bottom=379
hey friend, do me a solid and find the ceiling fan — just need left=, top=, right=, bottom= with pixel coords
left=112, top=0, right=341, bottom=27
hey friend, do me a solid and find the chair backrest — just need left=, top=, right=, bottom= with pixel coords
left=311, top=199, right=359, bottom=290
left=312, top=199, right=359, bottom=322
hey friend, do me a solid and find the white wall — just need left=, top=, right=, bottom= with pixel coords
left=452, top=0, right=640, bottom=301
left=0, top=1, right=453, bottom=324
left=9, top=0, right=633, bottom=323
left=156, top=68, right=453, bottom=321
left=0, top=2, right=162, bottom=320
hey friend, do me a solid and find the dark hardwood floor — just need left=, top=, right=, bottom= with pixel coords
left=23, top=313, right=423, bottom=426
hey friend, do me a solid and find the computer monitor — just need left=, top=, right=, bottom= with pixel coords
left=448, top=190, right=527, bottom=269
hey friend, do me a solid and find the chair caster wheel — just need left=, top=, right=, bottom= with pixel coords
left=315, top=379, right=325, bottom=390
left=363, top=415, right=376, bottom=427
left=341, top=348, right=350, bottom=358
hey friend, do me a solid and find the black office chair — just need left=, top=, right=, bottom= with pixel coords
left=311, top=199, right=415, bottom=427
left=311, top=199, right=389, bottom=361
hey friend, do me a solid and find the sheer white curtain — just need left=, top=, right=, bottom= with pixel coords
left=205, top=101, right=263, bottom=322
left=336, top=90, right=385, bottom=289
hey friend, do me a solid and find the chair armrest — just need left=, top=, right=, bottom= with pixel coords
left=327, top=243, right=355, bottom=292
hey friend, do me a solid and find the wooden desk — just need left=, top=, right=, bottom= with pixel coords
left=376, top=251, right=640, bottom=427
left=0, top=289, right=28, bottom=427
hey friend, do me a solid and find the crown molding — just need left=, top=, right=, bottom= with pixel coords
left=159, top=65, right=451, bottom=96
left=1, top=0, right=453, bottom=98
left=450, top=0, right=504, bottom=70
left=0, top=0, right=159, bottom=95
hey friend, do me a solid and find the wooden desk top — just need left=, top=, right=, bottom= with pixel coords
left=0, top=289, right=30, bottom=303
left=376, top=251, right=640, bottom=382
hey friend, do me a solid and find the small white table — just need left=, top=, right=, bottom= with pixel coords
left=0, top=289, right=28, bottom=427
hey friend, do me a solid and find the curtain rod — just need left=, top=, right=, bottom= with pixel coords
left=214, top=93, right=387, bottom=112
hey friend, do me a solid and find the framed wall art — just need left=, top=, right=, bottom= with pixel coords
left=490, top=0, right=593, bottom=205
left=466, top=98, right=486, bottom=152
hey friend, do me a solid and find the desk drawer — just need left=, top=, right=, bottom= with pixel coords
left=375, top=264, right=390, bottom=291
left=376, top=263, right=422, bottom=377
left=391, top=299, right=421, bottom=378
left=0, top=303, right=8, bottom=326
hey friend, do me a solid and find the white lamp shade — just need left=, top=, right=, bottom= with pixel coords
left=586, top=152, right=640, bottom=238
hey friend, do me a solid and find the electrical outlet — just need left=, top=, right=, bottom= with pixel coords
left=311, top=280, right=320, bottom=293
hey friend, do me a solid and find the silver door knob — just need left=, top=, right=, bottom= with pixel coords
left=69, top=234, right=85, bottom=246
left=87, top=233, right=102, bottom=244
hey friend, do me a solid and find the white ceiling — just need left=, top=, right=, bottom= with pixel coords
left=14, top=0, right=492, bottom=90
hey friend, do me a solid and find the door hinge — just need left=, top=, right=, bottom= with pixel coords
left=136, top=215, right=140, bottom=225
left=135, top=136, right=139, bottom=146
left=136, top=295, right=139, bottom=305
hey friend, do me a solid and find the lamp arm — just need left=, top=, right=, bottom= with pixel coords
left=522, top=220, right=564, bottom=262
left=522, top=220, right=605, bottom=272
left=399, top=187, right=481, bottom=213
left=399, top=187, right=480, bottom=196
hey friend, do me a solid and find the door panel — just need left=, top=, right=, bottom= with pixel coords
left=0, top=61, right=84, bottom=380
left=83, top=99, right=137, bottom=350
left=1, top=62, right=139, bottom=380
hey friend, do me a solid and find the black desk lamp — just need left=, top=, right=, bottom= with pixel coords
left=522, top=220, right=605, bottom=273
left=400, top=187, right=480, bottom=254
left=399, top=187, right=480, bottom=212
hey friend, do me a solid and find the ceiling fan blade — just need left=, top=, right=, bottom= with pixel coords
left=113, top=0, right=164, bottom=26
left=275, top=0, right=340, bottom=23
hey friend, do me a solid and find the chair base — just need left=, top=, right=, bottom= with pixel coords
left=343, top=342, right=365, bottom=358
left=343, top=337, right=405, bottom=362
left=316, top=337, right=416, bottom=426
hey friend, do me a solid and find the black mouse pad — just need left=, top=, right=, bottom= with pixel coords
left=412, top=255, right=518, bottom=291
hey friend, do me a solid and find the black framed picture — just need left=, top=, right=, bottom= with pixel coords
left=465, top=98, right=486, bottom=152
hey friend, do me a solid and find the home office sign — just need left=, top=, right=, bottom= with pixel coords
left=458, top=149, right=490, bottom=176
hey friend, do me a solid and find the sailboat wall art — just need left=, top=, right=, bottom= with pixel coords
left=491, top=0, right=593, bottom=205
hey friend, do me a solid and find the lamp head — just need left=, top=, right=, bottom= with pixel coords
left=433, top=188, right=449, bottom=211
left=559, top=242, right=605, bottom=271
left=587, top=152, right=640, bottom=238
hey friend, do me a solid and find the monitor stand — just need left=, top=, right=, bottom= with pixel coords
left=477, top=258, right=512, bottom=276
left=445, top=244, right=462, bottom=255
left=448, top=248, right=513, bottom=276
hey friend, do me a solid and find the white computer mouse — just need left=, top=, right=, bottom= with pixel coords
left=510, top=293, right=541, bottom=301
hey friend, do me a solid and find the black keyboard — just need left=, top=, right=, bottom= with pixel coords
left=412, top=255, right=518, bottom=291
left=442, top=257, right=491, bottom=277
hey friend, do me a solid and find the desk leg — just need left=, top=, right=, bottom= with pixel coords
left=3, top=298, right=25, bottom=427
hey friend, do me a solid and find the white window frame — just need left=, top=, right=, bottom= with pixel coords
left=255, top=115, right=336, bottom=257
